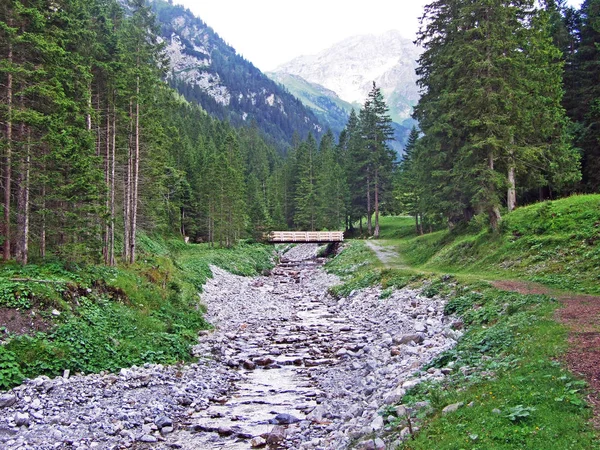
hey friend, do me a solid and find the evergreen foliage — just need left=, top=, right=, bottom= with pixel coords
left=406, top=0, right=579, bottom=230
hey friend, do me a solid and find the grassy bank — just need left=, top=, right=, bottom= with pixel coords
left=327, top=194, right=600, bottom=448
left=378, top=194, right=600, bottom=294
left=0, top=235, right=273, bottom=389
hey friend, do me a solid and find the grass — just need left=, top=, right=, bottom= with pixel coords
left=0, top=235, right=274, bottom=388
left=395, top=281, right=599, bottom=449
left=327, top=194, right=600, bottom=448
left=375, top=195, right=600, bottom=294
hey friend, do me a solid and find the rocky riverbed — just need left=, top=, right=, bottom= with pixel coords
left=0, top=244, right=460, bottom=449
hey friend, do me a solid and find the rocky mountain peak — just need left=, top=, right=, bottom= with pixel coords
left=274, top=30, right=421, bottom=124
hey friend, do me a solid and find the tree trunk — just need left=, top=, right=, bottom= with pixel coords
left=123, top=99, right=133, bottom=262
left=507, top=164, right=516, bottom=212
left=110, top=107, right=116, bottom=266
left=373, top=169, right=380, bottom=238
left=104, top=101, right=110, bottom=264
left=130, top=76, right=140, bottom=264
left=366, top=174, right=372, bottom=236
left=488, top=150, right=501, bottom=229
left=16, top=127, right=30, bottom=265
left=3, top=38, right=13, bottom=261
left=41, top=157, right=46, bottom=259
left=419, top=213, right=424, bottom=235
left=415, top=214, right=419, bottom=235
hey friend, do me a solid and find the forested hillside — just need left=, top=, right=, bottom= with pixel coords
left=0, top=0, right=403, bottom=267
left=148, top=0, right=324, bottom=150
left=394, top=0, right=590, bottom=234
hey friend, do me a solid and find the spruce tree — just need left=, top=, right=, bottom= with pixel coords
left=415, top=0, right=579, bottom=228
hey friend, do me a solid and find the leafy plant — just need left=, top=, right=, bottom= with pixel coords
left=505, top=405, right=536, bottom=422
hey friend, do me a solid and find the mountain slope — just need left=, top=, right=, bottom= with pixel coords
left=267, top=72, right=355, bottom=134
left=273, top=30, right=421, bottom=126
left=149, top=0, right=323, bottom=149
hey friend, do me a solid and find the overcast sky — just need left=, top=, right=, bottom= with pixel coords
left=174, top=0, right=585, bottom=72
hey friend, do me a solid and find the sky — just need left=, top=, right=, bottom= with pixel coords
left=175, top=0, right=585, bottom=72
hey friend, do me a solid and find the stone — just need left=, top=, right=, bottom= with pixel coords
left=402, top=379, right=420, bottom=390
left=264, top=425, right=286, bottom=444
left=177, top=396, right=193, bottom=406
left=274, top=413, right=301, bottom=425
left=138, top=434, right=158, bottom=443
left=394, top=333, right=423, bottom=345
left=0, top=394, right=16, bottom=408
left=218, top=426, right=234, bottom=436
left=250, top=436, right=267, bottom=447
left=254, top=356, right=275, bottom=366
left=154, top=414, right=172, bottom=429
left=358, top=437, right=386, bottom=450
left=51, top=309, right=61, bottom=316
left=370, top=415, right=384, bottom=431
left=442, top=402, right=464, bottom=415
left=242, top=360, right=257, bottom=370
left=395, top=405, right=408, bottom=417
left=14, top=412, right=30, bottom=427
left=414, top=322, right=427, bottom=332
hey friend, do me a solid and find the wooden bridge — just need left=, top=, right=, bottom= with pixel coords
left=267, top=231, right=344, bottom=243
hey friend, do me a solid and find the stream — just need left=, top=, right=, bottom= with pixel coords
left=0, top=244, right=459, bottom=450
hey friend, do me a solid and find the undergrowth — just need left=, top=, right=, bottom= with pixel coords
left=0, top=234, right=273, bottom=388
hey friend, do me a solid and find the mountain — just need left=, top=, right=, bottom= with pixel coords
left=148, top=0, right=323, bottom=149
left=267, top=72, right=355, bottom=134
left=272, top=30, right=421, bottom=132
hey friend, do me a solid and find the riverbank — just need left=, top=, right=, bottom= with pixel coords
left=0, top=244, right=457, bottom=449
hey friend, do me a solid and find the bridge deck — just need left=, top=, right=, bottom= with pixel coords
left=268, top=231, right=344, bottom=243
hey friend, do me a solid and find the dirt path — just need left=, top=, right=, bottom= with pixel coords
left=492, top=280, right=600, bottom=427
left=365, top=240, right=403, bottom=267
left=364, top=239, right=600, bottom=428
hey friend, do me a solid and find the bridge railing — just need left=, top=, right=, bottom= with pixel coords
left=268, top=231, right=344, bottom=243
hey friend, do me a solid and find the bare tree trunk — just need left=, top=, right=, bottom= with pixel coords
left=3, top=38, right=13, bottom=261
left=123, top=99, right=132, bottom=262
left=507, top=164, right=516, bottom=212
left=104, top=101, right=110, bottom=264
left=373, top=169, right=380, bottom=238
left=488, top=151, right=501, bottom=229
left=41, top=157, right=46, bottom=259
left=130, top=77, right=140, bottom=264
left=366, top=174, right=372, bottom=236
left=16, top=126, right=30, bottom=265
left=419, top=213, right=424, bottom=236
left=110, top=107, right=116, bottom=266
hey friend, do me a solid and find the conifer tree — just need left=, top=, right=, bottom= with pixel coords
left=415, top=0, right=579, bottom=228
